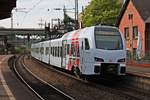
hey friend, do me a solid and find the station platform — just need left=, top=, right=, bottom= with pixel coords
left=127, top=63, right=150, bottom=78
left=0, top=55, right=39, bottom=100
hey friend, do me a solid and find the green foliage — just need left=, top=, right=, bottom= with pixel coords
left=15, top=46, right=26, bottom=54
left=82, top=0, right=121, bottom=27
left=0, top=48, right=5, bottom=54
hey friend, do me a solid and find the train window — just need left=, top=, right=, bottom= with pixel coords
left=45, top=47, right=49, bottom=55
left=56, top=47, right=58, bottom=57
left=71, top=44, right=76, bottom=57
left=55, top=47, right=57, bottom=57
left=40, top=48, right=42, bottom=53
left=53, top=47, right=55, bottom=56
left=62, top=45, right=66, bottom=57
left=77, top=45, right=80, bottom=57
left=95, top=27, right=123, bottom=50
left=58, top=47, right=60, bottom=57
left=81, top=42, right=83, bottom=50
left=53, top=47, right=54, bottom=56
left=36, top=48, right=38, bottom=53
left=58, top=47, right=59, bottom=57
left=51, top=47, right=53, bottom=55
left=49, top=47, right=51, bottom=55
left=55, top=47, right=56, bottom=57
left=52, top=47, right=53, bottom=56
left=40, top=47, right=44, bottom=54
left=85, top=38, right=90, bottom=50
left=60, top=47, right=62, bottom=57
left=35, top=48, right=37, bottom=53
left=67, top=44, right=70, bottom=55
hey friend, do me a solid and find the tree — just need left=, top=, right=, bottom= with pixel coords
left=82, top=0, right=122, bottom=27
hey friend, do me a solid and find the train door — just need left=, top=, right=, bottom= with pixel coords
left=39, top=43, right=42, bottom=61
left=48, top=41, right=51, bottom=64
left=80, top=38, right=91, bottom=74
left=62, top=40, right=67, bottom=69
left=80, top=39, right=84, bottom=69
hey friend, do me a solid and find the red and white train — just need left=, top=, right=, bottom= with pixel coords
left=31, top=25, right=126, bottom=77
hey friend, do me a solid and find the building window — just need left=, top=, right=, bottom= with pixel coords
left=128, top=14, right=133, bottom=20
left=124, top=27, right=129, bottom=40
left=133, top=26, right=138, bottom=39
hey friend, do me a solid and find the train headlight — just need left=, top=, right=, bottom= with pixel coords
left=118, top=58, right=126, bottom=63
left=94, top=57, right=104, bottom=62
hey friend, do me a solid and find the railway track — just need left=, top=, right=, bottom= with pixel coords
left=23, top=55, right=150, bottom=100
left=12, top=55, right=74, bottom=100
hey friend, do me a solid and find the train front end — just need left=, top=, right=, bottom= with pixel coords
left=93, top=26, right=126, bottom=76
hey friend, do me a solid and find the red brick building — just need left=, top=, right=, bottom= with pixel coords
left=116, top=0, right=150, bottom=58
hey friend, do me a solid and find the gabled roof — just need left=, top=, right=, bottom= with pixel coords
left=116, top=0, right=150, bottom=26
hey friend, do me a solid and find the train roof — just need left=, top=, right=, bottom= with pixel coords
left=61, top=25, right=119, bottom=40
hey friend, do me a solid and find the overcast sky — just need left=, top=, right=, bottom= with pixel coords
left=0, top=0, right=91, bottom=28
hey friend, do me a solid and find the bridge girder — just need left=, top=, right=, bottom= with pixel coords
left=0, top=28, right=46, bottom=36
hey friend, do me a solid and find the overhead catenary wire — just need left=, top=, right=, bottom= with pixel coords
left=28, top=0, right=45, bottom=13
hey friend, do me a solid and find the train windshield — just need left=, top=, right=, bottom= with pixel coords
left=95, top=27, right=123, bottom=50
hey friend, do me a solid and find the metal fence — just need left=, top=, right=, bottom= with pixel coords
left=127, top=50, right=150, bottom=64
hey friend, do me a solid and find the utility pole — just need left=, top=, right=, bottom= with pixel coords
left=11, top=13, right=13, bottom=29
left=75, top=0, right=79, bottom=29
left=38, top=18, right=44, bottom=28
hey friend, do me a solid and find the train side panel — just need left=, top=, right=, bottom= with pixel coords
left=41, top=41, right=50, bottom=64
left=50, top=39, right=62, bottom=68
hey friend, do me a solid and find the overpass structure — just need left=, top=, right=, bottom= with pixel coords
left=0, top=28, right=45, bottom=35
left=0, top=27, right=65, bottom=54
left=0, top=28, right=46, bottom=54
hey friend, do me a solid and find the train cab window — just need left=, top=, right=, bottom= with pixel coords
left=85, top=38, right=90, bottom=50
